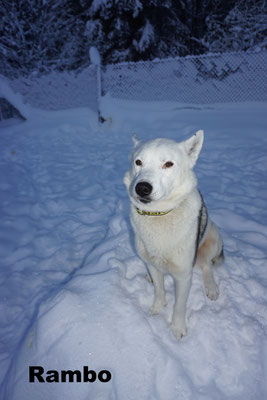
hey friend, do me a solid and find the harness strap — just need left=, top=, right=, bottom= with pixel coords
left=193, top=191, right=208, bottom=266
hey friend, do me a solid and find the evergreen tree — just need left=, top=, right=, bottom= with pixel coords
left=202, top=0, right=267, bottom=52
left=82, top=0, right=193, bottom=63
left=0, top=0, right=84, bottom=76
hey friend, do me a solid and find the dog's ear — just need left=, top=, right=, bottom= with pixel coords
left=132, top=133, right=140, bottom=148
left=183, top=130, right=204, bottom=167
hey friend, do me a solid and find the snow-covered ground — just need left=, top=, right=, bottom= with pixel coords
left=0, top=97, right=266, bottom=400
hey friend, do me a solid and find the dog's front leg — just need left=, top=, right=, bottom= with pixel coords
left=147, top=264, right=167, bottom=315
left=171, top=271, right=192, bottom=340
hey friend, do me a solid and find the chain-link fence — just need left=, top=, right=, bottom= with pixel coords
left=1, top=50, right=266, bottom=121
left=10, top=66, right=98, bottom=112
left=102, top=50, right=267, bottom=104
left=0, top=65, right=98, bottom=121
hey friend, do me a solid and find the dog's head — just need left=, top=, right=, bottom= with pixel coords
left=124, top=130, right=204, bottom=211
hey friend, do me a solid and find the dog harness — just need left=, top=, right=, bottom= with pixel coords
left=193, top=191, right=208, bottom=265
left=136, top=208, right=172, bottom=216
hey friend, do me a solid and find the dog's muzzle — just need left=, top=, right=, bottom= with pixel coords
left=135, top=181, right=152, bottom=203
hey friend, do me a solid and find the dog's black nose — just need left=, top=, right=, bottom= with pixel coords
left=135, top=182, right=153, bottom=198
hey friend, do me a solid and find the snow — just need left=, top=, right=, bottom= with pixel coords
left=0, top=75, right=33, bottom=120
left=0, top=95, right=267, bottom=400
left=89, top=47, right=101, bottom=66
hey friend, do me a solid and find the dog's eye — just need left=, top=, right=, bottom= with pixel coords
left=135, top=159, right=142, bottom=166
left=163, top=161, right=174, bottom=168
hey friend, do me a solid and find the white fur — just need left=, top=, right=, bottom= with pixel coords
left=124, top=131, right=223, bottom=340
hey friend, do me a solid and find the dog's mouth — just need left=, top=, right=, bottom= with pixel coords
left=138, top=197, right=152, bottom=204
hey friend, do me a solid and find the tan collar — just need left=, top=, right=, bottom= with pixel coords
left=136, top=207, right=172, bottom=216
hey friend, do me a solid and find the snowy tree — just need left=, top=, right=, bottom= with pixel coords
left=82, top=0, right=144, bottom=63
left=202, top=0, right=267, bottom=52
left=82, top=0, right=194, bottom=63
left=137, top=0, right=192, bottom=59
left=0, top=0, right=85, bottom=77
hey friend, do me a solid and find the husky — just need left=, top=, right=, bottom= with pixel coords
left=124, top=130, right=224, bottom=340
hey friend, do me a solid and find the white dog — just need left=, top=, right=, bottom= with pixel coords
left=124, top=130, right=224, bottom=339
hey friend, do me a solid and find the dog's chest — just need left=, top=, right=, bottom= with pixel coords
left=131, top=205, right=197, bottom=258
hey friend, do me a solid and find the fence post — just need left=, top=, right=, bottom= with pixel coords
left=89, top=47, right=104, bottom=124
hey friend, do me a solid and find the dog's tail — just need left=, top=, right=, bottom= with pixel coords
left=212, top=246, right=224, bottom=267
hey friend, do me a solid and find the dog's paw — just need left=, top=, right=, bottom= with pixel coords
left=150, top=299, right=166, bottom=315
left=205, top=283, right=219, bottom=301
left=171, top=321, right=188, bottom=340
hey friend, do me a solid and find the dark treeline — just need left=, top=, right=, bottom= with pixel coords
left=0, top=0, right=266, bottom=76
